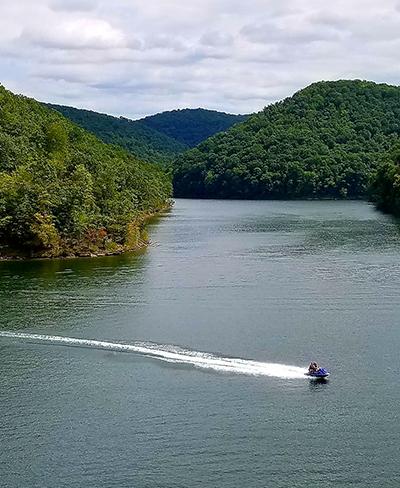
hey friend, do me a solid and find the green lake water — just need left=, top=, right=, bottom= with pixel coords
left=1, top=199, right=399, bottom=487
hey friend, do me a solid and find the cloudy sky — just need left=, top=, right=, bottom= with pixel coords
left=1, top=0, right=400, bottom=119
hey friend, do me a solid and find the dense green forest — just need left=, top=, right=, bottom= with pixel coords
left=47, top=105, right=246, bottom=165
left=47, top=104, right=187, bottom=165
left=0, top=86, right=172, bottom=258
left=173, top=80, right=400, bottom=199
left=140, top=108, right=247, bottom=147
left=370, top=150, right=400, bottom=216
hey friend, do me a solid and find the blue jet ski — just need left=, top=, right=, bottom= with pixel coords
left=305, top=367, right=330, bottom=379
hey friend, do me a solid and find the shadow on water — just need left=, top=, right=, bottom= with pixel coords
left=0, top=249, right=147, bottom=285
left=308, top=378, right=330, bottom=392
left=0, top=250, right=150, bottom=332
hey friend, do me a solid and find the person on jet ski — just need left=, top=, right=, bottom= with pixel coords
left=308, top=361, right=319, bottom=373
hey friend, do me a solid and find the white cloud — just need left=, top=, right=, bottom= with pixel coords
left=50, top=0, right=96, bottom=12
left=1, top=0, right=400, bottom=119
left=20, top=18, right=126, bottom=50
left=241, top=16, right=346, bottom=46
left=200, top=31, right=234, bottom=47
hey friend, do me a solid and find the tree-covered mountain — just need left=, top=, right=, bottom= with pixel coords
left=173, top=80, right=400, bottom=199
left=140, top=108, right=248, bottom=147
left=47, top=104, right=187, bottom=165
left=46, top=105, right=247, bottom=165
left=0, top=86, right=172, bottom=258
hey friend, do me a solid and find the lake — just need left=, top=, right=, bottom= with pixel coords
left=1, top=199, right=399, bottom=487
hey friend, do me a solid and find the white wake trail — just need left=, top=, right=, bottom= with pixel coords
left=0, top=331, right=307, bottom=379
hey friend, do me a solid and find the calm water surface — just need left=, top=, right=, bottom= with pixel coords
left=1, top=199, right=399, bottom=487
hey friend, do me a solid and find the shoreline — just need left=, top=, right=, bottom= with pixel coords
left=0, top=201, right=173, bottom=262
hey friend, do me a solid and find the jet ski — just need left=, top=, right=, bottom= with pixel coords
left=305, top=367, right=330, bottom=379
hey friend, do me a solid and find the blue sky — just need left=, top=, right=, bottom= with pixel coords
left=1, top=0, right=400, bottom=118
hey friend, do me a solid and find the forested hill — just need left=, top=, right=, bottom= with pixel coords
left=47, top=104, right=187, bottom=165
left=46, top=105, right=247, bottom=164
left=0, top=86, right=172, bottom=258
left=173, top=80, right=400, bottom=199
left=140, top=108, right=248, bottom=147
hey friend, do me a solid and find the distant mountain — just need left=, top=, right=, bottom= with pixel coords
left=47, top=104, right=187, bottom=165
left=140, top=108, right=248, bottom=147
left=173, top=80, right=400, bottom=199
left=0, top=86, right=171, bottom=258
left=47, top=105, right=247, bottom=165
